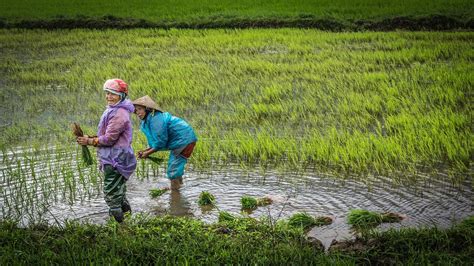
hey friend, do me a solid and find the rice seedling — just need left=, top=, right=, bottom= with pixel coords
left=348, top=209, right=384, bottom=228
left=147, top=156, right=165, bottom=165
left=256, top=196, right=273, bottom=206
left=287, top=212, right=332, bottom=230
left=0, top=29, right=471, bottom=184
left=241, top=196, right=258, bottom=210
left=149, top=188, right=169, bottom=198
left=70, top=123, right=93, bottom=166
left=198, top=191, right=215, bottom=206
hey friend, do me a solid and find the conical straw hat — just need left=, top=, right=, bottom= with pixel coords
left=132, top=95, right=163, bottom=112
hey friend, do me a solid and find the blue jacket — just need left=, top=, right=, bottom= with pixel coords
left=140, top=112, right=197, bottom=151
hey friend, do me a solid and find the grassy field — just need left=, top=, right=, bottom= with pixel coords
left=0, top=0, right=472, bottom=30
left=0, top=29, right=471, bottom=181
left=1, top=215, right=472, bottom=264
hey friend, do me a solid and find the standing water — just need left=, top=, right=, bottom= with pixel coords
left=1, top=148, right=472, bottom=248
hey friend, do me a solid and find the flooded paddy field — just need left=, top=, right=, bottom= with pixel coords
left=1, top=148, right=471, bottom=235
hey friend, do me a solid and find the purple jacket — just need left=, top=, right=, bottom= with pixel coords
left=96, top=99, right=137, bottom=179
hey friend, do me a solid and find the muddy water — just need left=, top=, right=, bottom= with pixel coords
left=1, top=149, right=473, bottom=248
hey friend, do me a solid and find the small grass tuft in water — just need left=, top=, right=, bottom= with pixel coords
left=149, top=188, right=169, bottom=198
left=348, top=210, right=405, bottom=228
left=198, top=191, right=215, bottom=206
left=288, top=213, right=332, bottom=230
left=256, top=196, right=273, bottom=206
left=241, top=196, right=258, bottom=210
left=348, top=209, right=384, bottom=228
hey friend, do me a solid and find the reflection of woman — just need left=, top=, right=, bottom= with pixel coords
left=132, top=95, right=197, bottom=191
left=169, top=191, right=192, bottom=217
left=77, top=79, right=137, bottom=223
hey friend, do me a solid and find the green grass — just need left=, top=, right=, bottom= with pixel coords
left=348, top=209, right=384, bottom=228
left=218, top=211, right=236, bottom=222
left=348, top=209, right=404, bottom=228
left=0, top=0, right=471, bottom=23
left=0, top=215, right=472, bottom=264
left=0, top=29, right=471, bottom=182
left=288, top=212, right=333, bottom=230
left=241, top=196, right=258, bottom=210
left=197, top=191, right=215, bottom=206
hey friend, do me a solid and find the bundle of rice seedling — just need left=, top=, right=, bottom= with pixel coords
left=288, top=212, right=318, bottom=230
left=198, top=191, right=215, bottom=206
left=149, top=188, right=169, bottom=198
left=240, top=196, right=258, bottom=210
left=348, top=209, right=383, bottom=228
left=71, top=122, right=93, bottom=166
left=147, top=156, right=165, bottom=164
left=256, top=196, right=273, bottom=206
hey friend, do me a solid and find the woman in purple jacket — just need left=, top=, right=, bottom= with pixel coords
left=77, top=79, right=137, bottom=223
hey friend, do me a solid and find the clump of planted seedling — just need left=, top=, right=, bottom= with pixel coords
left=348, top=209, right=404, bottom=228
left=149, top=188, right=169, bottom=198
left=198, top=191, right=215, bottom=206
left=256, top=196, right=273, bottom=206
left=240, top=196, right=273, bottom=210
left=241, top=196, right=258, bottom=210
left=288, top=212, right=333, bottom=230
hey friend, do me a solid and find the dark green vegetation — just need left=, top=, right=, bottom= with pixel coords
left=0, top=29, right=471, bottom=182
left=0, top=0, right=472, bottom=30
left=218, top=211, right=236, bottom=223
left=348, top=209, right=404, bottom=228
left=288, top=212, right=333, bottom=230
left=1, top=215, right=472, bottom=264
left=197, top=191, right=215, bottom=206
left=241, top=196, right=258, bottom=210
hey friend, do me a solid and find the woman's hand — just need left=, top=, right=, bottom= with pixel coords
left=137, top=148, right=154, bottom=159
left=76, top=136, right=90, bottom=146
left=137, top=150, right=148, bottom=159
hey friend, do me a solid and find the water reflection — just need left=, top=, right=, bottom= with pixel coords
left=169, top=190, right=192, bottom=217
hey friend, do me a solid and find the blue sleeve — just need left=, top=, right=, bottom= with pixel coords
left=149, top=113, right=168, bottom=150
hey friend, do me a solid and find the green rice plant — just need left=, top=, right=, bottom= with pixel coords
left=256, top=196, right=273, bottom=207
left=0, top=29, right=472, bottom=184
left=218, top=211, right=236, bottom=223
left=149, top=188, right=169, bottom=198
left=288, top=213, right=332, bottom=230
left=147, top=156, right=165, bottom=165
left=348, top=209, right=383, bottom=228
left=198, top=191, right=215, bottom=206
left=71, top=123, right=94, bottom=166
left=241, top=196, right=258, bottom=210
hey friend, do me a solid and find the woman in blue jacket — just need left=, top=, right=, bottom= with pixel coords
left=132, top=95, right=197, bottom=191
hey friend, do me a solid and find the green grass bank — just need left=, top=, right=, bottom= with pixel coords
left=1, top=215, right=473, bottom=264
left=0, top=0, right=472, bottom=30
